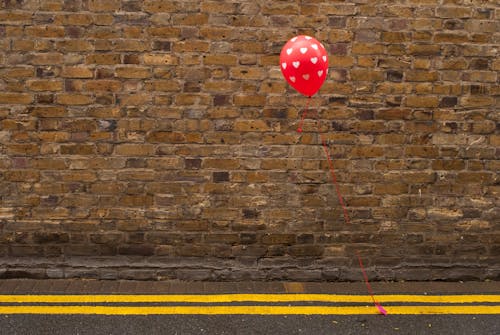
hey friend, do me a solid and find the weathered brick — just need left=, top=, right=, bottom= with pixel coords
left=0, top=0, right=496, bottom=282
left=436, top=6, right=472, bottom=18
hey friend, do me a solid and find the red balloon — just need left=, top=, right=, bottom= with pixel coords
left=279, top=35, right=329, bottom=97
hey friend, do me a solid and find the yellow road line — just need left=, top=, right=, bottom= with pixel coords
left=0, top=305, right=499, bottom=315
left=0, top=294, right=499, bottom=304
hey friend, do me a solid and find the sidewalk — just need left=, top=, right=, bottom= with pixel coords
left=0, top=279, right=498, bottom=295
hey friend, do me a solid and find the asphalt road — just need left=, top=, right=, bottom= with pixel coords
left=1, top=314, right=498, bottom=335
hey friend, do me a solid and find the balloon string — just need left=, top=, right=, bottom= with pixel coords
left=309, top=100, right=387, bottom=316
left=297, top=96, right=311, bottom=133
left=356, top=250, right=388, bottom=316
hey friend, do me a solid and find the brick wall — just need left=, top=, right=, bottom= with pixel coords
left=0, top=0, right=498, bottom=281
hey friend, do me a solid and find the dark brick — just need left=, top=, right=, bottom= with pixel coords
left=439, top=96, right=458, bottom=107
left=185, top=158, right=202, bottom=169
left=118, top=244, right=155, bottom=256
left=213, top=171, right=230, bottom=182
left=33, top=232, right=70, bottom=244
left=243, top=209, right=260, bottom=219
left=387, top=70, right=403, bottom=82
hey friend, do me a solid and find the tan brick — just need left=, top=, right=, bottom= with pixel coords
left=201, top=1, right=238, bottom=13
left=7, top=144, right=39, bottom=155
left=5, top=170, right=40, bottom=182
left=406, top=96, right=439, bottom=107
left=86, top=54, right=121, bottom=65
left=54, top=14, right=93, bottom=26
left=202, top=159, right=240, bottom=169
left=0, top=93, right=34, bottom=104
left=406, top=70, right=439, bottom=82
left=61, top=66, right=94, bottom=78
left=115, top=66, right=151, bottom=79
left=88, top=0, right=120, bottom=11
left=114, top=144, right=155, bottom=156
left=234, top=120, right=270, bottom=132
left=148, top=27, right=181, bottom=38
left=230, top=67, right=267, bottom=80
left=434, top=32, right=469, bottom=43
left=57, top=94, right=93, bottom=105
left=204, top=54, right=238, bottom=66
left=460, top=96, right=495, bottom=107
left=350, top=69, right=384, bottom=81
left=27, top=80, right=63, bottom=91
left=173, top=41, right=210, bottom=53
left=436, top=6, right=472, bottom=18
left=25, top=25, right=65, bottom=38
left=352, top=43, right=384, bottom=54
left=409, top=44, right=441, bottom=55
left=115, top=40, right=149, bottom=52
left=350, top=146, right=384, bottom=158
left=0, top=12, right=32, bottom=24
left=85, top=80, right=122, bottom=92
left=405, top=146, right=439, bottom=158
left=381, top=32, right=411, bottom=43
left=234, top=95, right=266, bottom=107
left=143, top=54, right=178, bottom=65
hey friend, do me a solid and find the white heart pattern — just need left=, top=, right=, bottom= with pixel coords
left=317, top=70, right=324, bottom=77
left=322, top=56, right=327, bottom=62
left=289, top=76, right=296, bottom=83
left=286, top=48, right=293, bottom=55
left=291, top=37, right=297, bottom=42
left=281, top=62, right=287, bottom=69
left=302, top=74, right=310, bottom=80
left=300, top=47, right=308, bottom=54
left=292, top=61, right=300, bottom=68
left=305, top=36, right=312, bottom=40
left=311, top=44, right=318, bottom=50
left=310, top=57, right=318, bottom=64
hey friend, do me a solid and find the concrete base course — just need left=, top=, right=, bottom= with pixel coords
left=1, top=257, right=498, bottom=282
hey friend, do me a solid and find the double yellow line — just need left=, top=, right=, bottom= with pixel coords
left=0, top=294, right=499, bottom=315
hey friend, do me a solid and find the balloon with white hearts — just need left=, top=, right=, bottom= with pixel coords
left=279, top=35, right=329, bottom=97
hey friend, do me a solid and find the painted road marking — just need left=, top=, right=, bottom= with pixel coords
left=0, top=305, right=499, bottom=315
left=1, top=294, right=499, bottom=304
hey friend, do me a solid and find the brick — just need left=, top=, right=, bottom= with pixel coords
left=460, top=96, right=495, bottom=107
left=57, top=94, right=93, bottom=105
left=114, top=144, right=155, bottom=156
left=406, top=70, right=439, bottom=82
left=60, top=144, right=96, bottom=155
left=406, top=96, right=439, bottom=107
left=115, top=66, right=151, bottom=79
left=350, top=69, right=384, bottom=81
left=142, top=54, right=178, bottom=65
left=86, top=54, right=121, bottom=65
left=27, top=80, right=63, bottom=91
left=436, top=6, right=472, bottom=18
left=61, top=66, right=94, bottom=78
left=352, top=43, right=384, bottom=54
left=234, top=95, right=266, bottom=107
left=409, top=44, right=441, bottom=56
left=25, top=26, right=65, bottom=38
left=202, top=159, right=239, bottom=170
left=0, top=93, right=34, bottom=104
left=87, top=0, right=120, bottom=11
left=434, top=32, right=469, bottom=43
